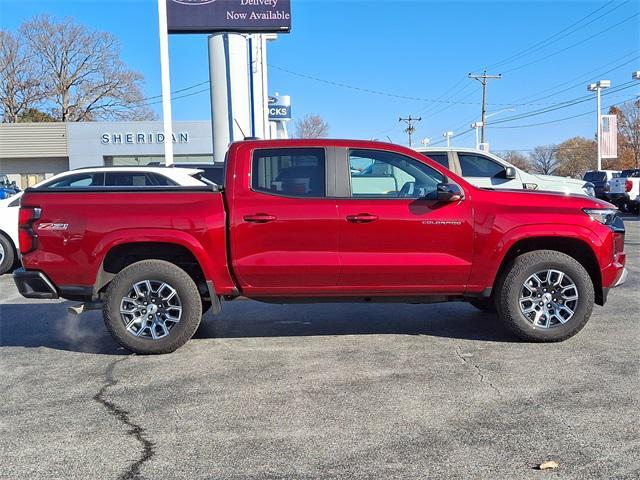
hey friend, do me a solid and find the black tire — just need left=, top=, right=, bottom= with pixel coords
left=469, top=297, right=496, bottom=313
left=0, top=233, right=16, bottom=275
left=103, top=260, right=202, bottom=354
left=495, top=250, right=594, bottom=342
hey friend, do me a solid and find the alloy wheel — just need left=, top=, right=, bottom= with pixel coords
left=519, top=269, right=579, bottom=329
left=119, top=280, right=182, bottom=340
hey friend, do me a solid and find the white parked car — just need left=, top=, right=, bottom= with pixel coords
left=415, top=147, right=595, bottom=197
left=0, top=166, right=211, bottom=274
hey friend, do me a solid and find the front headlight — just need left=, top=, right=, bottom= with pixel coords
left=583, top=182, right=595, bottom=197
left=583, top=208, right=619, bottom=225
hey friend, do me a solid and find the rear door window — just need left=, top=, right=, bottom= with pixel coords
left=104, top=172, right=177, bottom=187
left=252, top=148, right=326, bottom=197
left=43, top=173, right=104, bottom=188
left=458, top=153, right=505, bottom=178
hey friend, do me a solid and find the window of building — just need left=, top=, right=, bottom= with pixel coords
left=252, top=148, right=326, bottom=197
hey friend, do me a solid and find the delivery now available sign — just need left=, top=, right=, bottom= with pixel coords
left=167, top=0, right=292, bottom=34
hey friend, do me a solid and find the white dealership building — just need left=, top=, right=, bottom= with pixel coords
left=0, top=121, right=215, bottom=188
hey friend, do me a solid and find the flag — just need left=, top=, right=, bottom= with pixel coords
left=601, top=114, right=617, bottom=159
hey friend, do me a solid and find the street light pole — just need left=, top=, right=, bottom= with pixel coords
left=443, top=131, right=453, bottom=147
left=588, top=80, right=611, bottom=171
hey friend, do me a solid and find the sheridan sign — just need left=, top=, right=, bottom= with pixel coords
left=101, top=132, right=190, bottom=145
left=167, top=0, right=291, bottom=34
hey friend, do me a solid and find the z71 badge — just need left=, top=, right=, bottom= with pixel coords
left=38, top=223, right=69, bottom=231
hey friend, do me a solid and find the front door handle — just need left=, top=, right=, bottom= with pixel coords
left=346, top=213, right=379, bottom=223
left=243, top=214, right=277, bottom=223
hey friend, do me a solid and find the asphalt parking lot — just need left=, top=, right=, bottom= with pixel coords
left=1, top=218, right=638, bottom=480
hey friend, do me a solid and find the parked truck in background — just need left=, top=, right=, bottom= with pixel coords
left=14, top=139, right=627, bottom=354
left=583, top=170, right=621, bottom=201
left=608, top=169, right=640, bottom=215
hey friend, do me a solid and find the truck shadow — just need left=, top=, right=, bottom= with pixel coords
left=196, top=301, right=515, bottom=343
left=0, top=300, right=515, bottom=355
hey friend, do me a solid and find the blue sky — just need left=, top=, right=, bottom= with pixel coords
left=1, top=0, right=639, bottom=151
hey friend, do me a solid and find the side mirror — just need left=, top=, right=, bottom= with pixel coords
left=436, top=182, right=464, bottom=202
left=504, top=166, right=517, bottom=179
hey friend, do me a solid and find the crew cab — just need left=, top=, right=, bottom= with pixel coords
left=415, top=147, right=595, bottom=197
left=609, top=169, right=640, bottom=214
left=14, top=139, right=627, bottom=354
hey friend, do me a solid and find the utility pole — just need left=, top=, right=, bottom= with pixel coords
left=468, top=70, right=501, bottom=145
left=399, top=115, right=422, bottom=147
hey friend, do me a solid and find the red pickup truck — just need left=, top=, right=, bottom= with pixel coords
left=14, top=139, right=627, bottom=354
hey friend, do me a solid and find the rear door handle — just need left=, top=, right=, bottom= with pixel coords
left=243, top=214, right=277, bottom=223
left=346, top=213, right=379, bottom=223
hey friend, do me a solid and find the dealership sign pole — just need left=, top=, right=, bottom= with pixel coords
left=158, top=0, right=175, bottom=166
left=165, top=0, right=291, bottom=162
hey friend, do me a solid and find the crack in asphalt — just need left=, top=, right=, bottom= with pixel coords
left=93, top=356, right=155, bottom=480
left=454, top=345, right=502, bottom=396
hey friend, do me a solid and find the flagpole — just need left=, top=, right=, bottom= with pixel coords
left=158, top=0, right=174, bottom=166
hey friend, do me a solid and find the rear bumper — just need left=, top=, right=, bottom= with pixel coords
left=13, top=268, right=59, bottom=299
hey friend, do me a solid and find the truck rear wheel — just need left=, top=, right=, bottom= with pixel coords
left=103, top=260, right=202, bottom=354
left=495, top=250, right=594, bottom=342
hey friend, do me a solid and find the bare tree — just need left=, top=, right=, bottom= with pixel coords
left=610, top=101, right=640, bottom=169
left=501, top=150, right=531, bottom=172
left=0, top=30, right=44, bottom=122
left=294, top=114, right=329, bottom=138
left=554, top=137, right=596, bottom=178
left=530, top=145, right=559, bottom=175
left=20, top=15, right=153, bottom=122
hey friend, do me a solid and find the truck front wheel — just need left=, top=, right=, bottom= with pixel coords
left=495, top=250, right=594, bottom=342
left=103, top=260, right=202, bottom=354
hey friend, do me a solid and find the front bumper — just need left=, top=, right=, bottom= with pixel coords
left=13, top=268, right=59, bottom=299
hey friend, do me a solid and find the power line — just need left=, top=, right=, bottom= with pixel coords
left=487, top=95, right=639, bottom=129
left=502, top=12, right=639, bottom=74
left=139, top=80, right=210, bottom=103
left=481, top=1, right=627, bottom=71
left=508, top=51, right=639, bottom=104
left=485, top=81, right=638, bottom=125
left=270, top=64, right=516, bottom=106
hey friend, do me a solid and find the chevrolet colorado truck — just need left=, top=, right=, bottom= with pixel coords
left=14, top=139, right=627, bottom=354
